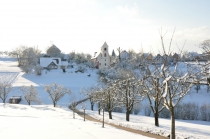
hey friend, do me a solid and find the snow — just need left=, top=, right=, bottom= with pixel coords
left=0, top=104, right=152, bottom=139
left=84, top=110, right=210, bottom=139
left=0, top=57, right=99, bottom=106
left=1, top=56, right=210, bottom=139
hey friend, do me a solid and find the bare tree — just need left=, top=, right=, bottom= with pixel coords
left=142, top=69, right=165, bottom=127
left=103, top=86, right=119, bottom=119
left=199, top=39, right=210, bottom=54
left=93, top=88, right=106, bottom=127
left=120, top=70, right=144, bottom=121
left=69, top=92, right=77, bottom=119
left=148, top=28, right=196, bottom=139
left=9, top=46, right=27, bottom=66
left=0, top=81, right=13, bottom=103
left=10, top=46, right=41, bottom=68
left=81, top=87, right=96, bottom=111
left=161, top=63, right=194, bottom=139
left=44, top=82, right=71, bottom=107
left=117, top=47, right=123, bottom=62
left=20, top=85, right=41, bottom=105
left=118, top=77, right=143, bottom=121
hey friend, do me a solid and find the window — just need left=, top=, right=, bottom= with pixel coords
left=104, top=53, right=106, bottom=57
left=104, top=48, right=106, bottom=51
left=105, top=63, right=106, bottom=66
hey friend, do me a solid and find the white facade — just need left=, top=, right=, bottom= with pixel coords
left=92, top=42, right=113, bottom=69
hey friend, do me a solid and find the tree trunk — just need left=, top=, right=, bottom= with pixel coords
left=3, top=99, right=5, bottom=103
left=73, top=109, right=75, bottom=119
left=91, top=104, right=94, bottom=111
left=98, top=103, right=101, bottom=115
left=170, top=107, right=175, bottom=139
left=108, top=110, right=112, bottom=119
left=154, top=112, right=159, bottom=127
left=102, top=108, right=104, bottom=128
left=53, top=101, right=56, bottom=107
left=126, top=110, right=130, bottom=121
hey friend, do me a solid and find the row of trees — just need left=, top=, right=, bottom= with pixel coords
left=0, top=82, right=71, bottom=107
left=83, top=31, right=210, bottom=139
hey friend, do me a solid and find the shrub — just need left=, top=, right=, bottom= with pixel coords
left=34, top=65, right=42, bottom=75
left=75, top=65, right=86, bottom=73
left=21, top=65, right=32, bottom=73
left=174, top=102, right=199, bottom=120
left=200, top=103, right=208, bottom=121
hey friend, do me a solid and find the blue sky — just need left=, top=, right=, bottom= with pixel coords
left=0, top=0, right=210, bottom=55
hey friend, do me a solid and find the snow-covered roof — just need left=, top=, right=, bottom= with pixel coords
left=40, top=57, right=68, bottom=67
left=40, top=58, right=58, bottom=67
left=120, top=50, right=129, bottom=59
left=91, top=52, right=101, bottom=59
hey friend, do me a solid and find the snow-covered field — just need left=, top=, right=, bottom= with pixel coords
left=0, top=56, right=210, bottom=139
left=0, top=104, right=152, bottom=139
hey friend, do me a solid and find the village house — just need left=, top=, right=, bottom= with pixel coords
left=153, top=54, right=164, bottom=64
left=40, top=44, right=68, bottom=70
left=91, top=42, right=116, bottom=69
left=40, top=57, right=68, bottom=70
left=153, top=54, right=174, bottom=65
left=141, top=53, right=153, bottom=63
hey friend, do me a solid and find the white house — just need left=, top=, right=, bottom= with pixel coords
left=91, top=42, right=116, bottom=69
left=40, top=57, right=68, bottom=69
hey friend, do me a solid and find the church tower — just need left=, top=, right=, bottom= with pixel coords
left=99, top=42, right=110, bottom=69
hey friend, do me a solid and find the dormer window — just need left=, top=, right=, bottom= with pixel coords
left=104, top=48, right=106, bottom=51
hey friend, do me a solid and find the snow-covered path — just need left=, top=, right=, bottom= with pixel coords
left=0, top=104, right=153, bottom=139
left=85, top=110, right=210, bottom=139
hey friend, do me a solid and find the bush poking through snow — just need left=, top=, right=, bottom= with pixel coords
left=75, top=65, right=86, bottom=73
left=200, top=103, right=210, bottom=121
left=21, top=64, right=33, bottom=73
left=34, top=65, right=42, bottom=75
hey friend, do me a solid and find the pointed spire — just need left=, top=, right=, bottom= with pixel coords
left=112, top=49, right=116, bottom=57
left=102, top=42, right=108, bottom=48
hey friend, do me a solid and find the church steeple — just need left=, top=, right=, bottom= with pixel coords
left=112, top=49, right=116, bottom=57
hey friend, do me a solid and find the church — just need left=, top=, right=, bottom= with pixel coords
left=91, top=42, right=116, bottom=69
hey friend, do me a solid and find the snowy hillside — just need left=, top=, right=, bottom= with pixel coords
left=0, top=104, right=151, bottom=139
left=0, top=56, right=99, bottom=106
